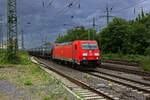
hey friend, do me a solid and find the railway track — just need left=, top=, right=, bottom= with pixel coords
left=32, top=57, right=150, bottom=100
left=87, top=70, right=150, bottom=93
left=34, top=57, right=119, bottom=100
left=103, top=60, right=139, bottom=67
left=101, top=63, right=150, bottom=76
left=96, top=68, right=150, bottom=87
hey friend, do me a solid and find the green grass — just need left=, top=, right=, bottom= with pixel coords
left=139, top=57, right=150, bottom=71
left=0, top=50, right=54, bottom=85
left=0, top=55, right=71, bottom=99
left=102, top=53, right=138, bottom=61
left=0, top=63, right=70, bottom=99
left=102, top=53, right=150, bottom=72
left=0, top=50, right=72, bottom=99
left=43, top=96, right=51, bottom=100
left=23, top=78, right=33, bottom=85
left=0, top=50, right=32, bottom=66
left=15, top=64, right=55, bottom=86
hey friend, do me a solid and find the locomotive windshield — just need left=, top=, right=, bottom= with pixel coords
left=82, top=44, right=98, bottom=50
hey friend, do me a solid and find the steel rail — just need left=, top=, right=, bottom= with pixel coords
left=100, top=64, right=150, bottom=76
left=88, top=72, right=150, bottom=93
left=95, top=69, right=150, bottom=86
left=34, top=57, right=116, bottom=100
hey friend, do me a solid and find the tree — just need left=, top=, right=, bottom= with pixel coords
left=55, top=13, right=150, bottom=56
left=98, top=18, right=131, bottom=53
left=98, top=13, right=150, bottom=55
left=55, top=27, right=96, bottom=43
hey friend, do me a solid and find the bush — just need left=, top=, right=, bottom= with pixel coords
left=144, top=47, right=150, bottom=56
left=102, top=53, right=150, bottom=72
left=140, top=56, right=150, bottom=71
left=0, top=50, right=32, bottom=65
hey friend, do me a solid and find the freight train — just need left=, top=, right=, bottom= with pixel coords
left=29, top=40, right=101, bottom=68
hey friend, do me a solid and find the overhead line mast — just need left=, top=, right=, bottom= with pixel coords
left=0, top=16, right=3, bottom=49
left=98, top=4, right=114, bottom=25
left=7, top=0, right=18, bottom=60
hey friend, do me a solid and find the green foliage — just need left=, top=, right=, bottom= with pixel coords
left=98, top=13, right=150, bottom=55
left=144, top=47, right=150, bottom=56
left=6, top=37, right=19, bottom=64
left=24, top=78, right=33, bottom=85
left=0, top=62, right=71, bottom=99
left=6, top=51, right=19, bottom=64
left=0, top=50, right=32, bottom=65
left=54, top=16, right=150, bottom=71
left=55, top=27, right=97, bottom=43
left=102, top=53, right=150, bottom=72
left=18, top=51, right=32, bottom=65
left=102, top=53, right=140, bottom=61
left=55, top=13, right=150, bottom=56
left=140, top=57, right=150, bottom=71
left=43, top=96, right=51, bottom=100
left=98, top=18, right=132, bottom=53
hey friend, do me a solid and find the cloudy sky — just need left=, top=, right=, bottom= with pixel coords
left=0, top=0, right=150, bottom=48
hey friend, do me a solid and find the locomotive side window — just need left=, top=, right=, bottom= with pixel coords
left=82, top=44, right=98, bottom=50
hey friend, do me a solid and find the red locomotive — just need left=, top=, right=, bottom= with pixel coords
left=52, top=40, right=101, bottom=67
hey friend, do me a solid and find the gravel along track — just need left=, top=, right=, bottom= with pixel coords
left=32, top=57, right=107, bottom=100
left=87, top=71, right=150, bottom=100
left=103, top=60, right=139, bottom=67
left=35, top=57, right=116, bottom=100
left=88, top=71, right=150, bottom=93
left=35, top=57, right=150, bottom=100
left=96, top=68, right=150, bottom=86
left=101, top=63, right=150, bottom=76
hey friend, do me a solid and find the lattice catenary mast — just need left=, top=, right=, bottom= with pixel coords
left=0, top=16, right=3, bottom=48
left=7, top=0, right=18, bottom=58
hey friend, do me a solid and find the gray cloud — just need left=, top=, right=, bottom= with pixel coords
left=0, top=0, right=150, bottom=48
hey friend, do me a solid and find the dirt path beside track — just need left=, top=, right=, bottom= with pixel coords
left=0, top=65, right=75, bottom=100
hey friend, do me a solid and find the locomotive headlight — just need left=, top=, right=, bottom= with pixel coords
left=83, top=53, right=88, bottom=56
left=83, top=57, right=86, bottom=60
left=94, top=53, right=99, bottom=56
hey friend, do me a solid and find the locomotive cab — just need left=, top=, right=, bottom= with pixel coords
left=73, top=40, right=101, bottom=66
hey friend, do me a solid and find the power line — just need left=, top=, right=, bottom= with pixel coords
left=56, top=0, right=79, bottom=16
left=47, top=0, right=56, bottom=7
left=57, top=0, right=76, bottom=15
left=113, top=0, right=147, bottom=13
left=98, top=4, right=115, bottom=25
left=59, top=3, right=79, bottom=16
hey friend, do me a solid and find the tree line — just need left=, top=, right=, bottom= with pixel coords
left=56, top=13, right=150, bottom=55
